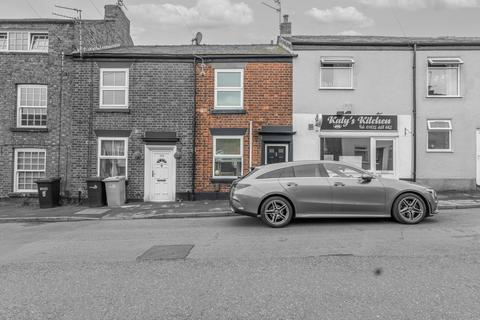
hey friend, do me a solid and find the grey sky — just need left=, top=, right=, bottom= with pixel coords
left=1, top=0, right=480, bottom=45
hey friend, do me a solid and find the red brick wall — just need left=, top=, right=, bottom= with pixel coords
left=195, top=62, right=292, bottom=193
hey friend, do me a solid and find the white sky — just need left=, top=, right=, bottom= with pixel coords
left=1, top=0, right=480, bottom=45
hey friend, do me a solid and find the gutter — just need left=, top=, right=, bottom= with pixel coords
left=412, top=43, right=417, bottom=182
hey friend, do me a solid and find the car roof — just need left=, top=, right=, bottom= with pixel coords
left=255, top=160, right=355, bottom=171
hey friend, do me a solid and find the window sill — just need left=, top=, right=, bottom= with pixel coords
left=426, top=95, right=462, bottom=98
left=8, top=192, right=38, bottom=198
left=210, top=177, right=237, bottom=184
left=426, top=150, right=453, bottom=153
left=10, top=127, right=48, bottom=132
left=319, top=87, right=354, bottom=90
left=96, top=108, right=130, bottom=113
left=211, top=109, right=246, bottom=115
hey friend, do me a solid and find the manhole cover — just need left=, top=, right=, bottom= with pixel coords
left=136, top=245, right=194, bottom=261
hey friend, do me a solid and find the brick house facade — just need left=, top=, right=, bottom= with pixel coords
left=194, top=47, right=294, bottom=199
left=0, top=5, right=133, bottom=200
left=68, top=51, right=195, bottom=201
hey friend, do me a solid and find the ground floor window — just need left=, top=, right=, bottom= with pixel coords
left=213, top=136, right=243, bottom=178
left=427, top=120, right=452, bottom=152
left=14, top=148, right=46, bottom=192
left=98, top=137, right=128, bottom=178
left=321, top=137, right=394, bottom=174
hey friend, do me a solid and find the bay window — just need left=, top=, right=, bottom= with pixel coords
left=100, top=68, right=129, bottom=108
left=427, top=120, right=452, bottom=152
left=213, top=136, right=243, bottom=178
left=214, top=69, right=243, bottom=109
left=98, top=138, right=128, bottom=178
left=17, top=85, right=47, bottom=128
left=320, top=58, right=354, bottom=89
left=14, top=149, right=46, bottom=192
left=427, top=58, right=462, bottom=97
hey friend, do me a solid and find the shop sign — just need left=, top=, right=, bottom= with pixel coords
left=321, top=115, right=397, bottom=131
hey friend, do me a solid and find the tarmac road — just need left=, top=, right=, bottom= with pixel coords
left=1, top=209, right=480, bottom=319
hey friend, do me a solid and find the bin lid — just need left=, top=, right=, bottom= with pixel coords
left=103, top=175, right=126, bottom=182
left=86, top=176, right=105, bottom=182
left=35, top=177, right=61, bottom=183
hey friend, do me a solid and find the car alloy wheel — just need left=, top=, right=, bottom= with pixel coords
left=393, top=193, right=426, bottom=224
left=260, top=197, right=292, bottom=228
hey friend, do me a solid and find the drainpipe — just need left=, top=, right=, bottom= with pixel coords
left=191, top=57, right=197, bottom=200
left=249, top=121, right=253, bottom=170
left=412, top=42, right=417, bottom=182
left=57, top=51, right=64, bottom=180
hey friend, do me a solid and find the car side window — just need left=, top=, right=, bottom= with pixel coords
left=293, top=164, right=328, bottom=178
left=257, top=166, right=294, bottom=179
left=324, top=163, right=364, bottom=178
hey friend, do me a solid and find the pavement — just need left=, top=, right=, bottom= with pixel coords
left=0, top=190, right=479, bottom=223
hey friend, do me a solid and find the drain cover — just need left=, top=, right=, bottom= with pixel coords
left=136, top=245, right=194, bottom=261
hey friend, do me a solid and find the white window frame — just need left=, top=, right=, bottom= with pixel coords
left=427, top=120, right=452, bottom=152
left=17, top=84, right=48, bottom=128
left=99, top=68, right=129, bottom=108
left=319, top=58, right=354, bottom=90
left=214, top=69, right=244, bottom=109
left=0, top=32, right=7, bottom=51
left=14, top=148, right=46, bottom=192
left=0, top=31, right=48, bottom=52
left=97, top=137, right=129, bottom=178
left=212, top=135, right=243, bottom=178
left=427, top=58, right=462, bottom=98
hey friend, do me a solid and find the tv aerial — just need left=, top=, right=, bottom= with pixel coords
left=192, top=32, right=203, bottom=45
left=262, top=0, right=281, bottom=24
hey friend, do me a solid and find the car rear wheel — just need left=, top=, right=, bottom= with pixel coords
left=260, top=196, right=293, bottom=228
left=392, top=193, right=427, bottom=224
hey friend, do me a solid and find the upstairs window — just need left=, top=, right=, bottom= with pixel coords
left=427, top=120, right=452, bottom=152
left=427, top=58, right=462, bottom=97
left=1, top=31, right=48, bottom=52
left=214, top=69, right=243, bottom=109
left=0, top=33, right=7, bottom=50
left=100, top=68, right=129, bottom=108
left=17, top=85, right=47, bottom=128
left=320, top=58, right=354, bottom=89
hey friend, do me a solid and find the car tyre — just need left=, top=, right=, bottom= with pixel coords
left=392, top=193, right=427, bottom=224
left=260, top=196, right=293, bottom=228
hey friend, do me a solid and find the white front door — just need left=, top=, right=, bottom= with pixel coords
left=476, top=130, right=480, bottom=185
left=145, top=146, right=176, bottom=202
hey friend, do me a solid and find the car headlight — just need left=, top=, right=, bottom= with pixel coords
left=426, top=188, right=437, bottom=199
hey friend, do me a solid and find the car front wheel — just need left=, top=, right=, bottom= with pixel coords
left=392, top=193, right=427, bottom=224
left=260, top=196, right=293, bottom=228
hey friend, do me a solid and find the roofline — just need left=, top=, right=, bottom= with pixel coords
left=0, top=18, right=107, bottom=25
left=283, top=38, right=480, bottom=47
left=69, top=52, right=296, bottom=60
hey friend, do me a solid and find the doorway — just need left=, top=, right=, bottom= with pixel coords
left=144, top=145, right=176, bottom=202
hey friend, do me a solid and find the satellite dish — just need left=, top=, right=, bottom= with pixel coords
left=192, top=32, right=203, bottom=45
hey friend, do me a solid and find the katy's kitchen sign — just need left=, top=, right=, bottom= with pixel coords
left=321, top=115, right=397, bottom=131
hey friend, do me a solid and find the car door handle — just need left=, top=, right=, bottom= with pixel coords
left=334, top=182, right=345, bottom=187
left=286, top=182, right=298, bottom=187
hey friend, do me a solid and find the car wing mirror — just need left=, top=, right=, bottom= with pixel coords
left=360, top=174, right=373, bottom=183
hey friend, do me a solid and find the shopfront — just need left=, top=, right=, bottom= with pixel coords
left=293, top=113, right=413, bottom=180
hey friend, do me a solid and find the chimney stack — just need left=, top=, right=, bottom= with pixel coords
left=280, top=14, right=291, bottom=36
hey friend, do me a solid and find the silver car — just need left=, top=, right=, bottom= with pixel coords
left=230, top=160, right=439, bottom=228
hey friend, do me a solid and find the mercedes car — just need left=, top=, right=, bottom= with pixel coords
left=230, top=160, right=438, bottom=228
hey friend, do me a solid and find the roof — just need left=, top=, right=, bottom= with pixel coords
left=282, top=35, right=480, bottom=46
left=77, top=44, right=294, bottom=59
left=0, top=18, right=105, bottom=25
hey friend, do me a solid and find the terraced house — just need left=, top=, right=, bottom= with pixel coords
left=194, top=45, right=294, bottom=199
left=0, top=4, right=132, bottom=199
